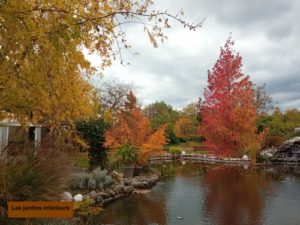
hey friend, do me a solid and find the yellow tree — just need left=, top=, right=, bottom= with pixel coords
left=174, top=116, right=199, bottom=141
left=0, top=0, right=202, bottom=132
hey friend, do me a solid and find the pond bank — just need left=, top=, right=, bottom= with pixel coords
left=87, top=172, right=160, bottom=207
left=150, top=154, right=251, bottom=165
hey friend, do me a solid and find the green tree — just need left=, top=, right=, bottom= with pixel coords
left=76, top=118, right=108, bottom=168
left=143, top=101, right=179, bottom=144
left=181, top=102, right=201, bottom=122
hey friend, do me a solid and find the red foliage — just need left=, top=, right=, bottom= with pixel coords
left=200, top=38, right=263, bottom=157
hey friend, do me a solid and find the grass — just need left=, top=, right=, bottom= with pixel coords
left=164, top=141, right=209, bottom=154
left=0, top=141, right=71, bottom=223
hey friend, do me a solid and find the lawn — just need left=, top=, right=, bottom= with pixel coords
left=164, top=141, right=208, bottom=154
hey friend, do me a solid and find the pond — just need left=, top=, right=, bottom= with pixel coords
left=97, top=162, right=300, bottom=225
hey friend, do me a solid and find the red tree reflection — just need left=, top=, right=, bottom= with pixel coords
left=202, top=166, right=272, bottom=225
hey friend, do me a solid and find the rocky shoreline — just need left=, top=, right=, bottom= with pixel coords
left=91, top=173, right=160, bottom=207
left=63, top=172, right=160, bottom=207
left=261, top=136, right=300, bottom=163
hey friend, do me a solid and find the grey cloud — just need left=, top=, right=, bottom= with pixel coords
left=94, top=0, right=300, bottom=110
left=180, top=0, right=292, bottom=27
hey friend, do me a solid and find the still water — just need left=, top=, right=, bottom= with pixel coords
left=98, top=163, right=300, bottom=225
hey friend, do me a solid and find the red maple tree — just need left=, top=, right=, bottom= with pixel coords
left=200, top=38, right=264, bottom=159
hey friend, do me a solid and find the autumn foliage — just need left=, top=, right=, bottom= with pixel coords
left=200, top=38, right=265, bottom=159
left=174, top=116, right=199, bottom=141
left=0, top=0, right=201, bottom=134
left=104, top=92, right=168, bottom=164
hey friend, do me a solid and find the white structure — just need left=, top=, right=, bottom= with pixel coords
left=0, top=119, right=42, bottom=151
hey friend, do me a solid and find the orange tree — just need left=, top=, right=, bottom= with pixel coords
left=199, top=38, right=266, bottom=162
left=104, top=91, right=168, bottom=165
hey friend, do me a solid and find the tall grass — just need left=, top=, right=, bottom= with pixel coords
left=0, top=138, right=72, bottom=224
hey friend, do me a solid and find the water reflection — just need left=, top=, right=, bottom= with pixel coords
left=98, top=163, right=300, bottom=225
left=98, top=192, right=167, bottom=225
left=202, top=166, right=272, bottom=225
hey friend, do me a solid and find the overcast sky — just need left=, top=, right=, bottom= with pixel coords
left=88, top=0, right=300, bottom=110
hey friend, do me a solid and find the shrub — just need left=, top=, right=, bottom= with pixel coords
left=92, top=167, right=107, bottom=183
left=116, top=144, right=138, bottom=164
left=70, top=167, right=115, bottom=190
left=103, top=176, right=115, bottom=189
left=262, top=135, right=287, bottom=148
left=169, top=147, right=181, bottom=155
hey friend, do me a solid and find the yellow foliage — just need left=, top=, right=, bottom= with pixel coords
left=0, top=0, right=202, bottom=136
left=174, top=116, right=199, bottom=140
left=0, top=0, right=165, bottom=131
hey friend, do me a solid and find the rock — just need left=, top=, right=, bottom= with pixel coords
left=73, top=194, right=83, bottom=202
left=111, top=171, right=123, bottom=183
left=294, top=128, right=300, bottom=134
left=260, top=148, right=276, bottom=159
left=61, top=192, right=73, bottom=202
left=123, top=186, right=134, bottom=194
left=112, top=187, right=119, bottom=195
left=271, top=136, right=300, bottom=162
left=89, top=191, right=97, bottom=198
left=283, top=136, right=300, bottom=144
left=103, top=197, right=112, bottom=204
left=131, top=180, right=140, bottom=188
left=142, top=181, right=148, bottom=188
left=104, top=189, right=114, bottom=197
left=109, top=189, right=116, bottom=196
left=115, top=185, right=123, bottom=193
left=118, top=184, right=125, bottom=192
left=98, top=192, right=108, bottom=199
left=96, top=196, right=104, bottom=205
left=242, top=155, right=249, bottom=161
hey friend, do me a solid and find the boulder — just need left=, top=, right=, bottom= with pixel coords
left=118, top=184, right=125, bottom=191
left=111, top=171, right=123, bottom=183
left=260, top=148, right=276, bottom=159
left=99, top=192, right=109, bottom=199
left=103, top=197, right=112, bottom=204
left=123, top=186, right=134, bottom=194
left=95, top=196, right=104, bottom=205
left=294, top=128, right=300, bottom=134
left=242, top=155, right=249, bottom=161
left=142, top=181, right=149, bottom=188
left=61, top=192, right=73, bottom=202
left=104, top=189, right=114, bottom=198
left=73, top=194, right=83, bottom=202
left=89, top=191, right=97, bottom=198
left=271, top=136, right=300, bottom=162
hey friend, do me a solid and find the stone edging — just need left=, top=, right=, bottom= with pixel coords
left=87, top=173, right=160, bottom=207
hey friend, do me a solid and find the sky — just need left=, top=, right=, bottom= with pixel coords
left=88, top=0, right=300, bottom=110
